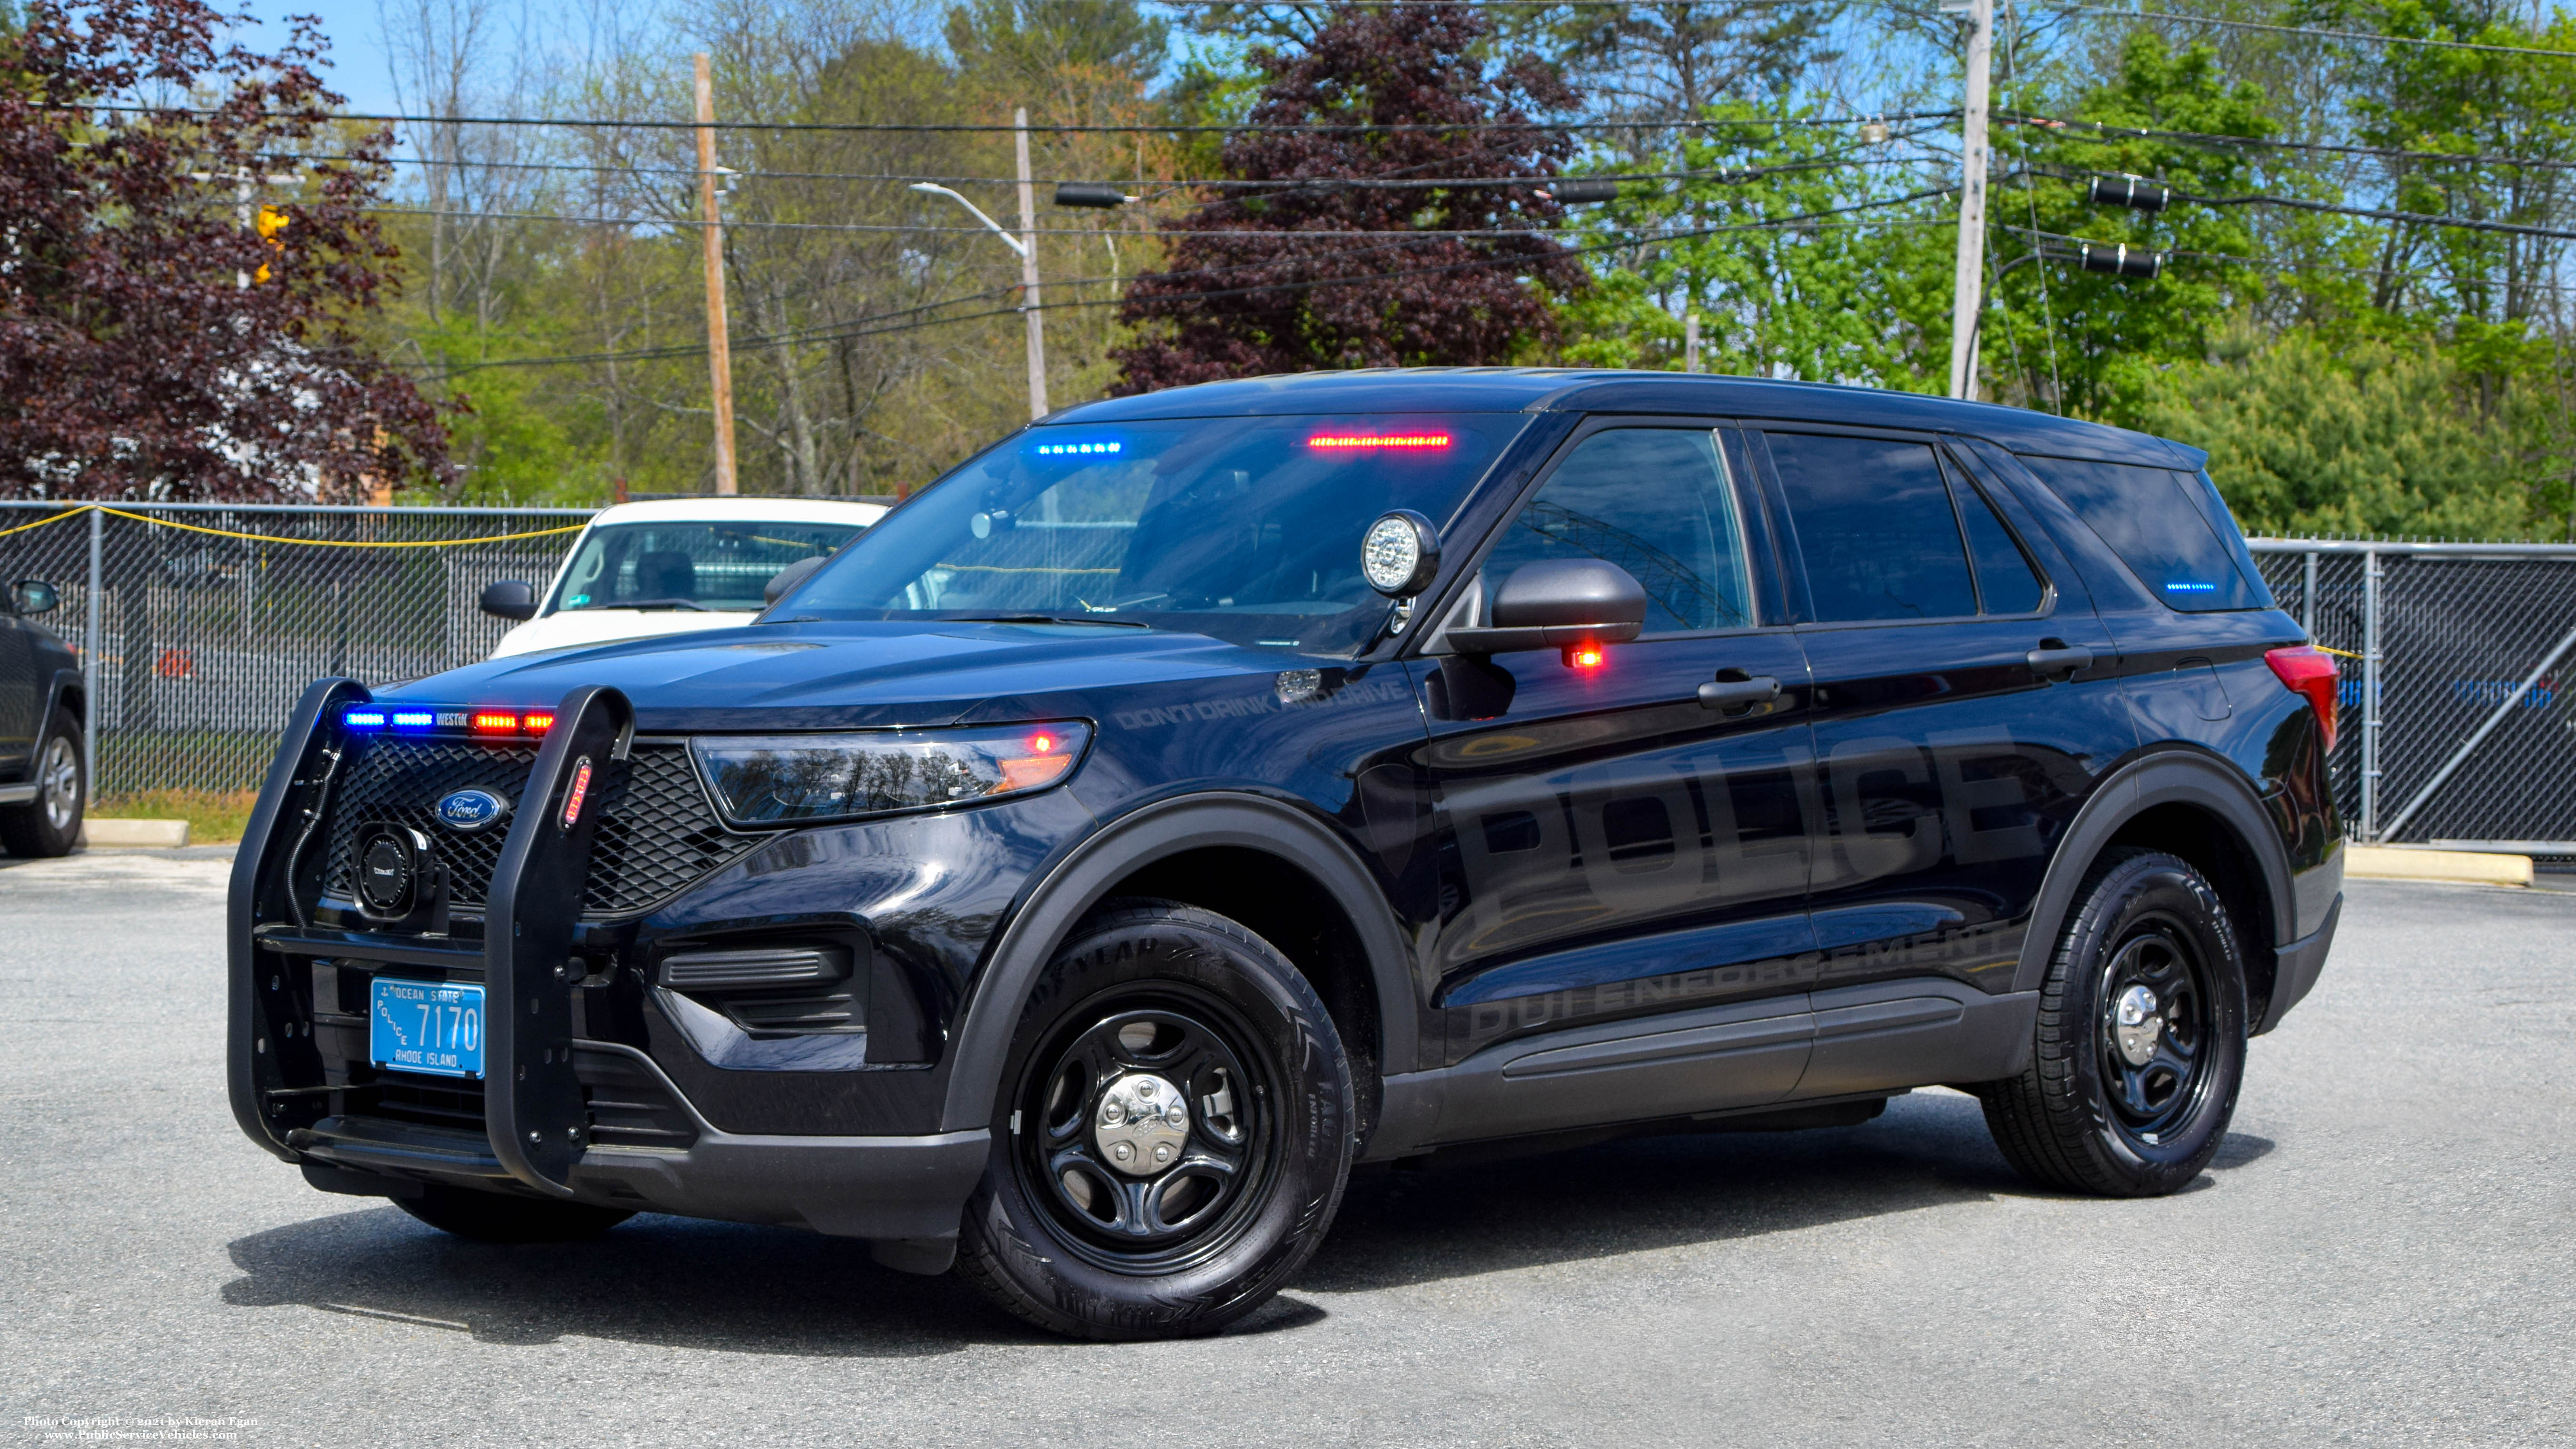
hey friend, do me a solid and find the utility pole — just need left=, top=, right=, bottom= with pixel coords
left=1946, top=0, right=1995, bottom=402
left=189, top=169, right=296, bottom=287
left=1684, top=313, right=1701, bottom=374
left=695, top=53, right=739, bottom=495
left=1014, top=108, right=1049, bottom=420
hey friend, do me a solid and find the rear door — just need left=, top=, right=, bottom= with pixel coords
left=1415, top=420, right=1820, bottom=1125
left=1750, top=425, right=2133, bottom=1095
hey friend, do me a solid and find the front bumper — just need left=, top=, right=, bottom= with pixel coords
left=229, top=680, right=995, bottom=1248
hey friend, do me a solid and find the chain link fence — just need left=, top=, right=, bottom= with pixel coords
left=0, top=502, right=593, bottom=801
left=5, top=504, right=2573, bottom=854
left=2251, top=540, right=2576, bottom=858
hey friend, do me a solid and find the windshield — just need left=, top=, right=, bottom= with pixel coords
left=550, top=520, right=863, bottom=614
left=777, top=414, right=1528, bottom=654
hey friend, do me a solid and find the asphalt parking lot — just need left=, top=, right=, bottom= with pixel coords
left=3, top=853, right=2569, bottom=1448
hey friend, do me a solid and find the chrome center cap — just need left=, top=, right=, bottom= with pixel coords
left=1095, top=1073, right=1190, bottom=1176
left=2113, top=985, right=2162, bottom=1066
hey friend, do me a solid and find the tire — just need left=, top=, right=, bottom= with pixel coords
left=0, top=709, right=84, bottom=858
left=395, top=1183, right=634, bottom=1243
left=955, top=900, right=1355, bottom=1341
left=1978, top=848, right=2249, bottom=1197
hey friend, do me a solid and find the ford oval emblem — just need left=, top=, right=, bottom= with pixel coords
left=435, top=788, right=510, bottom=832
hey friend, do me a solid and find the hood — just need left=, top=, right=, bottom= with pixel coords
left=491, top=608, right=755, bottom=659
left=385, top=619, right=1286, bottom=732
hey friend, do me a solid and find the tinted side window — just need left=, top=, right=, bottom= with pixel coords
left=1482, top=428, right=1755, bottom=633
left=1953, top=468, right=2046, bottom=614
left=1767, top=432, right=1977, bottom=623
left=2018, top=456, right=2266, bottom=611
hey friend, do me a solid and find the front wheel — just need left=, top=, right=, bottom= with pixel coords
left=956, top=901, right=1355, bottom=1340
left=1978, top=848, right=2248, bottom=1197
left=0, top=710, right=84, bottom=858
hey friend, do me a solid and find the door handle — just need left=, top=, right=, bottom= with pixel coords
left=2027, top=642, right=2093, bottom=680
left=1698, top=673, right=1782, bottom=712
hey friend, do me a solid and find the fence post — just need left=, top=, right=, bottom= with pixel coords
left=2361, top=548, right=2382, bottom=840
left=2301, top=551, right=2318, bottom=636
left=83, top=506, right=101, bottom=801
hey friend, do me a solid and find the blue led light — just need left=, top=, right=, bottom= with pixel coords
left=343, top=710, right=386, bottom=729
left=1032, top=440, right=1122, bottom=457
left=2164, top=582, right=2217, bottom=593
left=391, top=710, right=436, bottom=729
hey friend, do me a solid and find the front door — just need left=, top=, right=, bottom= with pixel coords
left=1416, top=422, right=1819, bottom=1118
left=0, top=605, right=40, bottom=777
left=1749, top=426, right=2134, bottom=1095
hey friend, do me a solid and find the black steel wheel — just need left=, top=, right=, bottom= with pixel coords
left=957, top=900, right=1354, bottom=1340
left=1978, top=848, right=2248, bottom=1197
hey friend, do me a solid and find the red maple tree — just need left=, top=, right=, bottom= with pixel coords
left=0, top=0, right=451, bottom=500
left=1113, top=1, right=1584, bottom=392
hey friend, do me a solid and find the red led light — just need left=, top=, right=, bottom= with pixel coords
left=1565, top=645, right=1606, bottom=670
left=1306, top=433, right=1452, bottom=451
left=1027, top=731, right=1057, bottom=754
left=470, top=710, right=520, bottom=734
left=522, top=711, right=555, bottom=735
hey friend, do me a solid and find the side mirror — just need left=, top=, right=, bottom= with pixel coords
left=765, top=554, right=827, bottom=606
left=10, top=580, right=59, bottom=615
left=1361, top=510, right=1441, bottom=597
left=1444, top=559, right=1647, bottom=660
left=479, top=580, right=537, bottom=621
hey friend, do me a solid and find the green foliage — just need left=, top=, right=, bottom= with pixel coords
left=2132, top=328, right=2560, bottom=540
left=1553, top=98, right=1954, bottom=388
left=1984, top=33, right=2277, bottom=418
left=946, top=0, right=1166, bottom=88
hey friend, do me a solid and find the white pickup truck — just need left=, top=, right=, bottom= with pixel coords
left=479, top=496, right=888, bottom=659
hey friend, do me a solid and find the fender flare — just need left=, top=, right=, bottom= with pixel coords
left=2013, top=748, right=2296, bottom=996
left=937, top=791, right=1421, bottom=1134
left=40, top=667, right=83, bottom=737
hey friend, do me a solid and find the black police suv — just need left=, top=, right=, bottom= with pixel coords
left=0, top=574, right=86, bottom=857
left=227, top=370, right=2342, bottom=1339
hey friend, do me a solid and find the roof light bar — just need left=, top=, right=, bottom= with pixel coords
left=1306, top=433, right=1452, bottom=451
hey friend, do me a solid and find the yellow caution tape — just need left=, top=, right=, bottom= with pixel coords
left=2314, top=644, right=2366, bottom=660
left=0, top=503, right=587, bottom=548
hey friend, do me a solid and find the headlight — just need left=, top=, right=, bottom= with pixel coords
left=690, top=722, right=1092, bottom=827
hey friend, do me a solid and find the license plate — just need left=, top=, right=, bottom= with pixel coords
left=370, top=978, right=485, bottom=1080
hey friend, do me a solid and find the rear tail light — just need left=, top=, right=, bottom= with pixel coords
left=2265, top=645, right=2338, bottom=749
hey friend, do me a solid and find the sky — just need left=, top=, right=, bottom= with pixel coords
left=240, top=0, right=409, bottom=117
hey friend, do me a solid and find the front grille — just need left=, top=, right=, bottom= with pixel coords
left=345, top=1059, right=699, bottom=1151
left=322, top=737, right=760, bottom=916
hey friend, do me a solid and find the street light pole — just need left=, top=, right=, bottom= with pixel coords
left=911, top=174, right=1049, bottom=421
left=694, top=53, right=739, bottom=496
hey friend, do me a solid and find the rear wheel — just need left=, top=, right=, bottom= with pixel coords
left=956, top=900, right=1354, bottom=1340
left=0, top=710, right=84, bottom=858
left=395, top=1183, right=633, bottom=1243
left=1978, top=848, right=2248, bottom=1197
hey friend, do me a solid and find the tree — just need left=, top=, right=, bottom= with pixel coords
left=1112, top=1, right=1584, bottom=390
left=0, top=0, right=451, bottom=500
left=2133, top=328, right=2549, bottom=539
left=1552, top=98, right=1954, bottom=389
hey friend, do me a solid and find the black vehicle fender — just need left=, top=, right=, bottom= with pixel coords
left=38, top=667, right=83, bottom=740
left=936, top=790, right=1420, bottom=1135
left=2013, top=746, right=2296, bottom=998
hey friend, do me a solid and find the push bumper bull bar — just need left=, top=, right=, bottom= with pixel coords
left=227, top=678, right=989, bottom=1252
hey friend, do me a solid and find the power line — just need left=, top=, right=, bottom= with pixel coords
left=48, top=99, right=1958, bottom=136
left=2005, top=110, right=2576, bottom=175
left=2047, top=4, right=2576, bottom=62
left=406, top=189, right=1957, bottom=378
left=1994, top=219, right=2576, bottom=292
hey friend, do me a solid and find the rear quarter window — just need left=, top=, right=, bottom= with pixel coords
left=2016, top=456, right=2272, bottom=612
